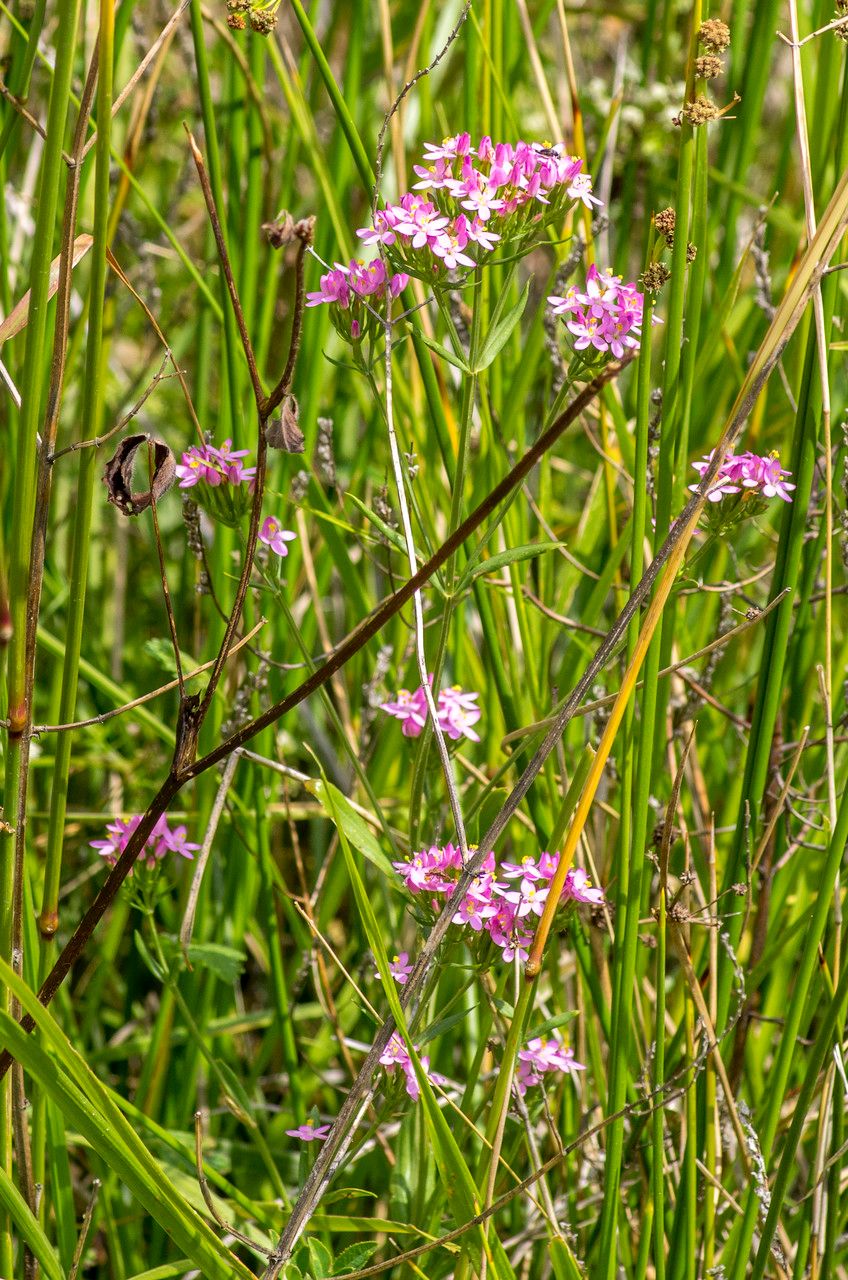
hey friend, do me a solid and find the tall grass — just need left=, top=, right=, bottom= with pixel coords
left=1, top=3, right=847, bottom=1278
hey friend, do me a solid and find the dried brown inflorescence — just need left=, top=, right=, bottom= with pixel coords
left=682, top=97, right=721, bottom=126
left=697, top=18, right=731, bottom=52
left=654, top=206, right=676, bottom=246
left=641, top=262, right=671, bottom=293
left=695, top=53, right=724, bottom=80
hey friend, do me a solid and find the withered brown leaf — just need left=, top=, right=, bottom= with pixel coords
left=103, top=434, right=176, bottom=516
left=266, top=394, right=305, bottom=453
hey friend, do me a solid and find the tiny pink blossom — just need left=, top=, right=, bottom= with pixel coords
left=375, top=952, right=413, bottom=985
left=259, top=516, right=297, bottom=557
left=286, top=1119, right=330, bottom=1142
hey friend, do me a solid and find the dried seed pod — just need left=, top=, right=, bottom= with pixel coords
left=103, top=434, right=176, bottom=516
left=262, top=210, right=296, bottom=248
left=266, top=394, right=305, bottom=452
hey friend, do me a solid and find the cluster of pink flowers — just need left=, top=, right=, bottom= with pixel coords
left=379, top=1032, right=447, bottom=1101
left=175, top=438, right=296, bottom=549
left=548, top=264, right=652, bottom=359
left=305, top=257, right=410, bottom=343
left=689, top=449, right=796, bottom=504
left=176, top=439, right=256, bottom=490
left=356, top=134, right=600, bottom=282
left=393, top=846, right=604, bottom=967
left=91, top=814, right=199, bottom=872
left=380, top=679, right=482, bottom=743
left=516, top=1034, right=585, bottom=1096
left=176, top=437, right=257, bottom=529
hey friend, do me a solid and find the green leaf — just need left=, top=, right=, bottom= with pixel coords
left=214, top=1058, right=256, bottom=1127
left=334, top=1241, right=379, bottom=1274
left=344, top=491, right=415, bottom=559
left=134, top=928, right=165, bottom=982
left=419, top=1005, right=479, bottom=1046
left=0, top=987, right=252, bottom=1280
left=457, top=541, right=566, bottom=592
left=306, top=776, right=396, bottom=878
left=306, top=1236, right=334, bottom=1279
left=472, top=278, right=530, bottom=373
left=525, top=1010, right=578, bottom=1041
left=185, top=941, right=246, bottom=984
left=0, top=1159, right=65, bottom=1280
left=320, top=1186, right=379, bottom=1206
left=414, top=328, right=472, bottom=374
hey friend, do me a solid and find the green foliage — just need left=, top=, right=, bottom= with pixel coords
left=1, top=3, right=847, bottom=1279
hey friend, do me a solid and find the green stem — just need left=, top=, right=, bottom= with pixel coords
left=39, top=0, right=115, bottom=943
left=0, top=2, right=82, bottom=1269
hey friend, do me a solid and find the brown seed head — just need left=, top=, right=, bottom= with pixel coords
left=654, top=207, right=676, bottom=242
left=698, top=18, right=731, bottom=52
left=695, top=54, right=723, bottom=79
left=686, top=242, right=698, bottom=263
left=249, top=7, right=277, bottom=33
left=227, top=12, right=246, bottom=27
left=682, top=97, right=720, bottom=126
left=641, top=262, right=671, bottom=293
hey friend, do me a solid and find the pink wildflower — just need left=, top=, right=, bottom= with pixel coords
left=259, top=516, right=297, bottom=557
left=689, top=449, right=795, bottom=505
left=550, top=264, right=653, bottom=360
left=380, top=677, right=482, bottom=743
left=286, top=1119, right=330, bottom=1142
left=515, top=1035, right=585, bottom=1095
left=91, top=814, right=197, bottom=873
left=375, top=952, right=414, bottom=985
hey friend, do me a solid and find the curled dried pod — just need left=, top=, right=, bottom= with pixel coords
left=266, top=394, right=305, bottom=452
left=103, top=434, right=176, bottom=516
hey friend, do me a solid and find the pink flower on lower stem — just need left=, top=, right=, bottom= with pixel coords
left=515, top=1035, right=585, bottom=1095
left=259, top=516, right=296, bottom=557
left=286, top=1118, right=330, bottom=1142
left=375, top=952, right=414, bottom=985
left=379, top=686, right=429, bottom=737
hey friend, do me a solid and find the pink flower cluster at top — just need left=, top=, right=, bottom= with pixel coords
left=91, top=815, right=199, bottom=872
left=689, top=450, right=796, bottom=503
left=176, top=439, right=256, bottom=489
left=356, top=134, right=600, bottom=280
left=380, top=679, right=482, bottom=743
left=516, top=1034, right=585, bottom=1096
left=393, top=846, right=604, bottom=967
left=379, top=1032, right=447, bottom=1101
left=548, top=265, right=652, bottom=358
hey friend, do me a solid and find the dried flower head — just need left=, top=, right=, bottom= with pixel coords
left=682, top=97, right=721, bottom=126
left=641, top=262, right=671, bottom=293
left=686, top=242, right=698, bottom=263
left=226, top=12, right=246, bottom=27
left=695, top=53, right=724, bottom=79
left=698, top=18, right=731, bottom=52
left=654, top=207, right=676, bottom=240
left=262, top=210, right=295, bottom=248
left=249, top=7, right=277, bottom=33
